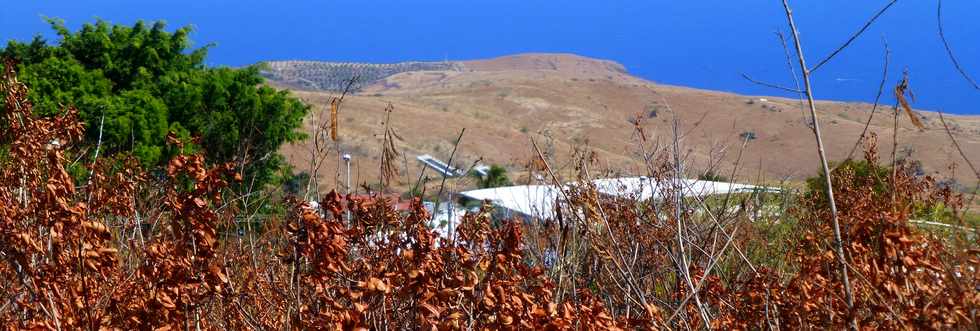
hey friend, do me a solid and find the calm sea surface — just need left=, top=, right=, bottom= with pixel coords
left=3, top=0, right=978, bottom=114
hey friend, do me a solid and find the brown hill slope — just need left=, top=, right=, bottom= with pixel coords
left=264, top=53, right=980, bottom=193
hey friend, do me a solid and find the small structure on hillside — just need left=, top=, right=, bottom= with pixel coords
left=417, top=154, right=463, bottom=177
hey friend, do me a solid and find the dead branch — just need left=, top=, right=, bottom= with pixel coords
left=781, top=1, right=857, bottom=329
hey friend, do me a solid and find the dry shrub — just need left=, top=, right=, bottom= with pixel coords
left=713, top=135, right=978, bottom=330
left=0, top=59, right=111, bottom=329
left=774, top=135, right=974, bottom=329
left=1, top=60, right=976, bottom=330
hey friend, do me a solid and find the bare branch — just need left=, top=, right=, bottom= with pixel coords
left=669, top=108, right=712, bottom=327
left=740, top=73, right=803, bottom=93
left=843, top=37, right=890, bottom=162
left=782, top=1, right=858, bottom=329
left=937, top=111, right=980, bottom=180
left=937, top=0, right=980, bottom=90
left=431, top=128, right=466, bottom=224
left=809, top=0, right=899, bottom=73
left=775, top=31, right=810, bottom=125
left=936, top=110, right=980, bottom=228
left=667, top=222, right=742, bottom=324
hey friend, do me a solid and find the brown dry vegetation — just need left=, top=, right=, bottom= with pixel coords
left=3, top=51, right=978, bottom=330
left=270, top=53, right=980, bottom=194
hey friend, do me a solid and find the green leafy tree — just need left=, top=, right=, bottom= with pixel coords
left=1, top=19, right=308, bottom=188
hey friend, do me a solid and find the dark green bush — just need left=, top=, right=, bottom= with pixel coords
left=2, top=19, right=308, bottom=189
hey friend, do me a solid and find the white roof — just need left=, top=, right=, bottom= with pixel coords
left=459, top=178, right=779, bottom=219
left=459, top=185, right=563, bottom=219
left=591, top=177, right=774, bottom=201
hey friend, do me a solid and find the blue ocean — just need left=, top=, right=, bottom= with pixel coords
left=3, top=0, right=978, bottom=114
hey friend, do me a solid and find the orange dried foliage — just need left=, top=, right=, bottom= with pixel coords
left=1, top=61, right=976, bottom=330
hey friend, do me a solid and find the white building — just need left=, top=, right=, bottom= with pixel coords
left=458, top=177, right=778, bottom=221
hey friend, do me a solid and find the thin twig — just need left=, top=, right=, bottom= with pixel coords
left=937, top=111, right=980, bottom=212
left=741, top=73, right=803, bottom=93
left=809, top=0, right=899, bottom=73
left=781, top=1, right=857, bottom=329
left=667, top=222, right=742, bottom=324
left=842, top=261, right=907, bottom=327
left=891, top=98, right=900, bottom=200
left=669, top=109, right=712, bottom=327
left=432, top=128, right=466, bottom=223
left=843, top=37, right=890, bottom=163
left=937, top=112, right=979, bottom=180
left=937, top=0, right=980, bottom=90
left=577, top=153, right=651, bottom=311
left=775, top=31, right=810, bottom=125
left=305, top=75, right=358, bottom=199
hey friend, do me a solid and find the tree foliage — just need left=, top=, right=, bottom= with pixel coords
left=1, top=19, right=308, bottom=187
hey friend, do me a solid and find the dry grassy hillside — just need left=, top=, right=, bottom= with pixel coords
left=266, top=53, right=980, bottom=193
